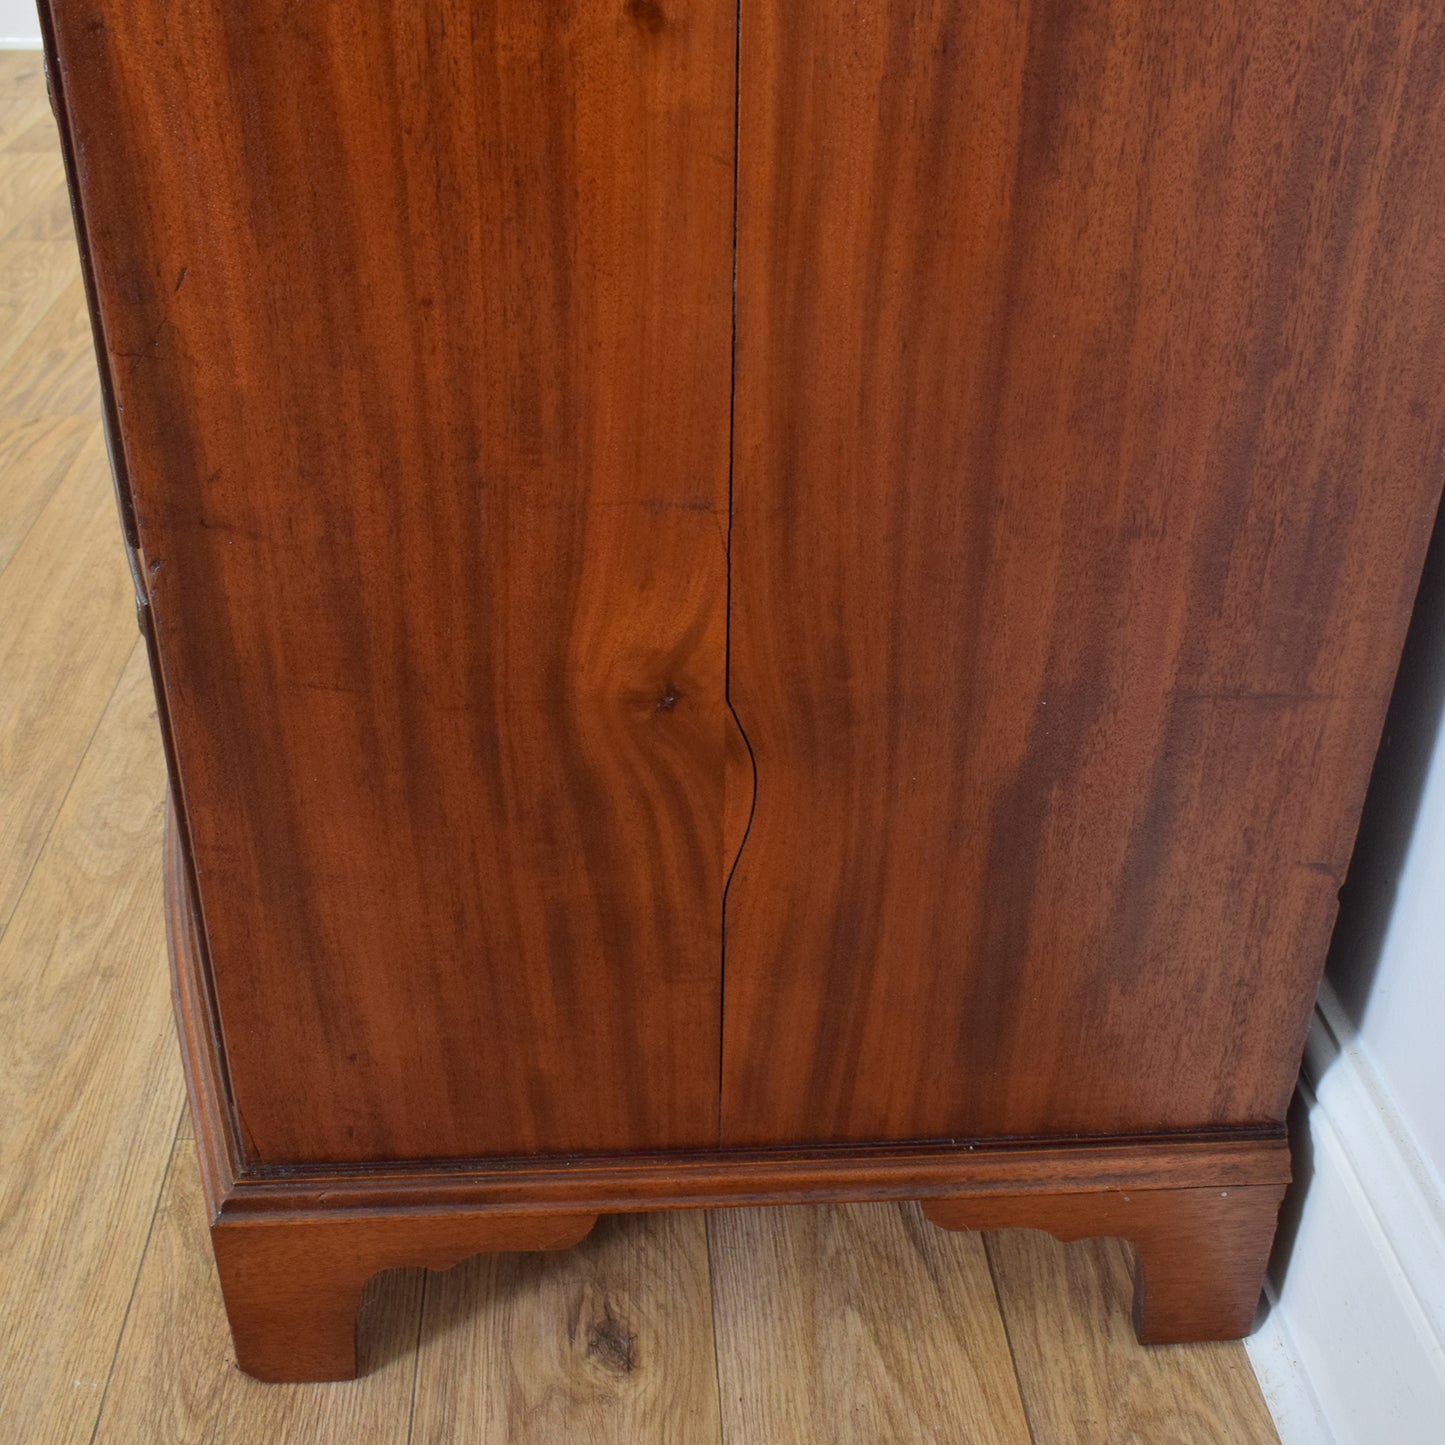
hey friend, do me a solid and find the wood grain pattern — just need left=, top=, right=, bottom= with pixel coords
left=0, top=50, right=1291, bottom=1435
left=412, top=1212, right=721, bottom=1443
left=169, top=763, right=1291, bottom=1375
left=0, top=165, right=74, bottom=247
left=0, top=412, right=90, bottom=575
left=987, top=1230, right=1279, bottom=1443
left=217, top=1132, right=1289, bottom=1216
left=709, top=1202, right=1032, bottom=1443
left=0, top=242, right=78, bottom=372
left=213, top=1209, right=597, bottom=1382
left=0, top=150, right=65, bottom=241
left=95, top=1142, right=424, bottom=1442
left=47, top=0, right=739, bottom=1163
left=0, top=276, right=102, bottom=419
left=164, top=793, right=242, bottom=1210
left=926, top=1184, right=1287, bottom=1344
left=4, top=113, right=66, bottom=156
left=0, top=54, right=49, bottom=151
left=724, top=0, right=1445, bottom=1144
left=0, top=428, right=137, bottom=932
left=0, top=645, right=183, bottom=1443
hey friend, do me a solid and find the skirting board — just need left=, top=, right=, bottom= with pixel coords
left=1246, top=986, right=1445, bottom=1445
left=0, top=0, right=40, bottom=48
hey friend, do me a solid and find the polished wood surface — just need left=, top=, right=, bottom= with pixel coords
left=170, top=745, right=1291, bottom=1374
left=724, top=0, right=1445, bottom=1144
left=926, top=1184, right=1287, bottom=1344
left=173, top=771, right=1289, bottom=1374
left=40, top=0, right=1445, bottom=1386
left=46, top=0, right=738, bottom=1163
left=51, top=0, right=1445, bottom=1169
left=214, top=1209, right=598, bottom=1383
left=0, top=51, right=1278, bottom=1435
left=221, top=1133, right=1287, bottom=1215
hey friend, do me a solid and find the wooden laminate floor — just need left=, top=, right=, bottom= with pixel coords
left=0, top=50, right=1280, bottom=1445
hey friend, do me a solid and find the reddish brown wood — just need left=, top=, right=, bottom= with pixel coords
left=213, top=1210, right=598, bottom=1382
left=164, top=794, right=237, bottom=1217
left=167, top=826, right=1287, bottom=1374
left=46, top=0, right=1445, bottom=1384
left=45, top=0, right=738, bottom=1164
left=724, top=0, right=1445, bottom=1145
left=169, top=795, right=1289, bottom=1217
left=226, top=1137, right=1288, bottom=1217
left=924, top=1185, right=1288, bottom=1345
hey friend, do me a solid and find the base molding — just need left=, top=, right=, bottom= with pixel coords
left=166, top=803, right=1292, bottom=1381
left=215, top=1177, right=1289, bottom=1383
left=224, top=1133, right=1289, bottom=1216
left=927, top=1184, right=1287, bottom=1344
left=212, top=1209, right=598, bottom=1382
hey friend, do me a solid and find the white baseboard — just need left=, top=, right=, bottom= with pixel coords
left=1246, top=985, right=1445, bottom=1445
left=1247, top=1299, right=1337, bottom=1445
left=0, top=39, right=42, bottom=48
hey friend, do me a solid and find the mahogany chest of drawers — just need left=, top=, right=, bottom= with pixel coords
left=43, top=0, right=1445, bottom=1379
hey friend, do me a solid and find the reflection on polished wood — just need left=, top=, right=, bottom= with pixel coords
left=0, top=52, right=1280, bottom=1434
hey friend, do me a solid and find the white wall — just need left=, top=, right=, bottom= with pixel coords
left=1249, top=517, right=1445, bottom=1444
left=0, top=1, right=38, bottom=48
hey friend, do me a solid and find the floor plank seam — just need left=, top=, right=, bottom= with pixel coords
left=703, top=1211, right=730, bottom=1445
left=0, top=632, right=139, bottom=952
left=981, top=1233, right=1042, bottom=1445
left=0, top=419, right=87, bottom=580
left=403, top=1271, right=427, bottom=1445
left=85, top=1138, right=178, bottom=1445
